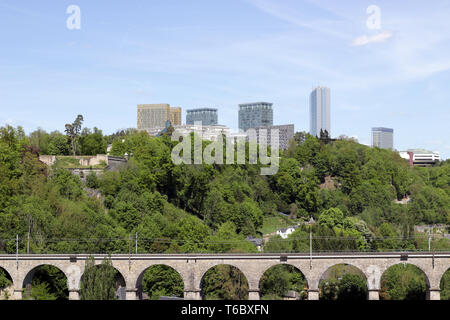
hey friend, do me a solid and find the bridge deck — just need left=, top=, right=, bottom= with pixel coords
left=1, top=251, right=450, bottom=260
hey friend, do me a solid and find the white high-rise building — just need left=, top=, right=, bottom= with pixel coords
left=372, top=127, right=394, bottom=150
left=309, top=86, right=331, bottom=137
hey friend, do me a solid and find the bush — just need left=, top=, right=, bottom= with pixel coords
left=86, top=171, right=100, bottom=189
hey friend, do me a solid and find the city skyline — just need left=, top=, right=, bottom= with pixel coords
left=0, top=1, right=449, bottom=159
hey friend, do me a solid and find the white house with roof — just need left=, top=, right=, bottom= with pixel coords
left=276, top=226, right=298, bottom=239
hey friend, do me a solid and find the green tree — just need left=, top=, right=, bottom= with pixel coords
left=47, top=131, right=70, bottom=155
left=264, top=235, right=292, bottom=253
left=51, top=169, right=84, bottom=200
left=29, top=128, right=50, bottom=154
left=0, top=268, right=12, bottom=289
left=260, top=265, right=307, bottom=299
left=79, top=127, right=107, bottom=155
left=336, top=273, right=367, bottom=300
left=207, top=222, right=257, bottom=253
left=30, top=265, right=69, bottom=300
left=202, top=265, right=249, bottom=300
left=23, top=282, right=57, bottom=300
left=319, top=265, right=367, bottom=300
left=80, top=256, right=118, bottom=300
left=85, top=171, right=100, bottom=189
left=379, top=264, right=427, bottom=300
left=65, top=114, right=84, bottom=155
left=141, top=265, right=184, bottom=300
left=440, top=269, right=450, bottom=300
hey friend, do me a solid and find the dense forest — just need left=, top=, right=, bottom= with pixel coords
left=0, top=117, right=449, bottom=300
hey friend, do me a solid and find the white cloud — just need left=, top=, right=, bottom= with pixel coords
left=352, top=30, right=393, bottom=46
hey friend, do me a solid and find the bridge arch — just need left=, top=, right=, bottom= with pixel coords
left=135, top=264, right=185, bottom=300
left=259, top=264, right=309, bottom=300
left=200, top=264, right=249, bottom=300
left=379, top=262, right=430, bottom=300
left=0, top=265, right=13, bottom=283
left=259, top=263, right=310, bottom=286
left=22, top=264, right=69, bottom=300
left=0, top=266, right=13, bottom=298
left=317, top=263, right=368, bottom=300
left=440, top=268, right=450, bottom=300
left=80, top=262, right=127, bottom=300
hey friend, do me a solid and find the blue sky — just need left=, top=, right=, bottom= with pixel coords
left=0, top=0, right=449, bottom=158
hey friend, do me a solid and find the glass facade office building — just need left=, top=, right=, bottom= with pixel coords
left=238, top=102, right=273, bottom=132
left=310, top=87, right=331, bottom=137
left=372, top=127, right=394, bottom=150
left=186, top=108, right=218, bottom=126
left=137, top=104, right=181, bottom=129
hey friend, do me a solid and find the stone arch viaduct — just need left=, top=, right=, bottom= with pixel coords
left=0, top=252, right=449, bottom=300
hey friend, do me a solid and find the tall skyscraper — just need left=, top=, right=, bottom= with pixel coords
left=137, top=104, right=181, bottom=130
left=186, top=108, right=218, bottom=125
left=372, top=127, right=394, bottom=150
left=309, top=86, right=331, bottom=137
left=238, top=102, right=273, bottom=132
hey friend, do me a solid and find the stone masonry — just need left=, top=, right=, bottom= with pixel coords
left=0, top=252, right=448, bottom=300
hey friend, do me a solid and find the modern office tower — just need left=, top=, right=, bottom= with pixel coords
left=170, top=107, right=182, bottom=126
left=247, top=124, right=295, bottom=150
left=309, top=86, right=331, bottom=137
left=372, top=127, right=394, bottom=150
left=137, top=104, right=181, bottom=130
left=239, top=102, right=273, bottom=132
left=186, top=108, right=218, bottom=125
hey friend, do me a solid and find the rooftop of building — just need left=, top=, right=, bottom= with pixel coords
left=311, top=86, right=330, bottom=91
left=406, top=149, right=440, bottom=154
left=372, top=127, right=394, bottom=132
left=186, top=108, right=218, bottom=113
left=246, top=236, right=263, bottom=246
left=239, top=102, right=273, bottom=108
left=137, top=103, right=170, bottom=108
left=253, top=124, right=294, bottom=129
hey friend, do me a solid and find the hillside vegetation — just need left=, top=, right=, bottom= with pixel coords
left=0, top=125, right=449, bottom=254
left=0, top=124, right=449, bottom=300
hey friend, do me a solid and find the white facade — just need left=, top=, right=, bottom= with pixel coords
left=144, top=124, right=231, bottom=141
left=174, top=124, right=230, bottom=141
left=276, top=226, right=298, bottom=239
left=412, top=151, right=440, bottom=163
left=310, top=87, right=331, bottom=137
left=399, top=149, right=440, bottom=166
